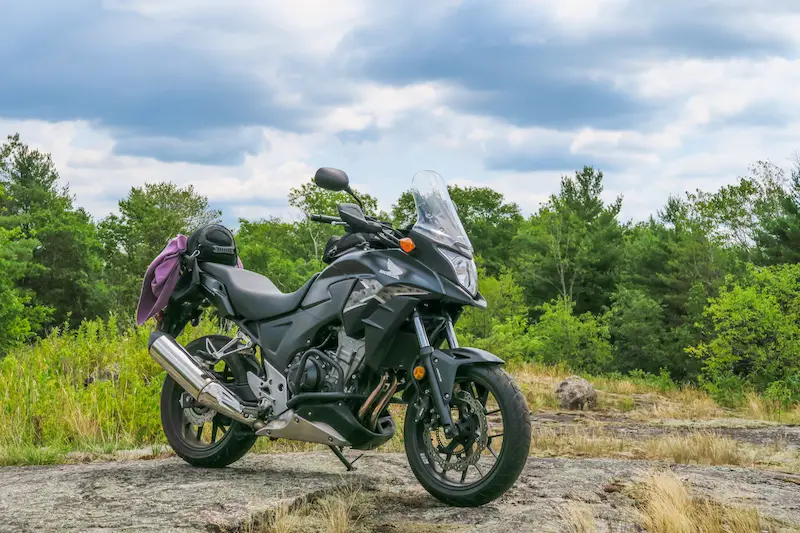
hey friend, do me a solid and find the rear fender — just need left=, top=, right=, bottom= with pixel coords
left=429, top=347, right=504, bottom=401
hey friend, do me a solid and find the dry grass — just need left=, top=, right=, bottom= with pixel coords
left=241, top=486, right=370, bottom=533
left=530, top=426, right=632, bottom=458
left=529, top=426, right=800, bottom=472
left=742, top=393, right=800, bottom=424
left=511, top=362, right=800, bottom=424
left=643, top=433, right=751, bottom=466
left=267, top=504, right=299, bottom=533
left=634, top=472, right=770, bottom=533
left=317, top=488, right=365, bottom=533
left=239, top=503, right=299, bottom=533
left=559, top=502, right=598, bottom=533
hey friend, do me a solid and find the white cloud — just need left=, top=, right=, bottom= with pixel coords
left=3, top=0, right=800, bottom=228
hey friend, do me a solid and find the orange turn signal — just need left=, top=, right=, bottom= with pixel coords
left=413, top=365, right=426, bottom=380
left=400, top=237, right=416, bottom=253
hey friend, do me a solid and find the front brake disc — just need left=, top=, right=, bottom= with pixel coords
left=424, top=389, right=489, bottom=472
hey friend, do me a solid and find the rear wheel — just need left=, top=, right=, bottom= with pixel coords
left=160, top=335, right=257, bottom=468
left=404, top=364, right=531, bottom=507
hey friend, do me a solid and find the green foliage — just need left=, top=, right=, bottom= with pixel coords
left=513, top=166, right=623, bottom=316
left=1, top=131, right=799, bottom=428
left=0, top=134, right=108, bottom=332
left=529, top=297, right=612, bottom=374
left=0, top=316, right=220, bottom=453
left=99, top=182, right=220, bottom=318
left=288, top=180, right=382, bottom=261
left=0, top=226, right=48, bottom=353
left=605, top=286, right=670, bottom=375
left=236, top=217, right=324, bottom=291
left=757, top=161, right=800, bottom=265
left=689, top=264, right=800, bottom=406
left=688, top=160, right=788, bottom=253
left=625, top=368, right=677, bottom=394
left=456, top=268, right=534, bottom=362
left=456, top=266, right=527, bottom=338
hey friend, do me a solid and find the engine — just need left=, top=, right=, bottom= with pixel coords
left=334, top=328, right=366, bottom=391
left=287, top=327, right=366, bottom=395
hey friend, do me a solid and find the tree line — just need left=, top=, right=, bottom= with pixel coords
left=1, top=133, right=799, bottom=407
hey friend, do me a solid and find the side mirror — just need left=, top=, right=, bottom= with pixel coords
left=314, top=168, right=350, bottom=192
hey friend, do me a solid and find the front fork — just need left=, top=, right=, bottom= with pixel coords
left=412, top=311, right=460, bottom=437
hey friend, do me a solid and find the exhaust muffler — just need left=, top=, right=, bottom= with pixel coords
left=148, top=332, right=263, bottom=429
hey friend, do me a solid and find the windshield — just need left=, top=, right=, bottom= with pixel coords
left=411, top=171, right=473, bottom=253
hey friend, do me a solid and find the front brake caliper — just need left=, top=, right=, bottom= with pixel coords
left=414, top=394, right=431, bottom=423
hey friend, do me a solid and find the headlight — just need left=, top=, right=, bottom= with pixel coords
left=439, top=248, right=478, bottom=296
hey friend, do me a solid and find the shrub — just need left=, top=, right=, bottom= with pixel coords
left=529, top=297, right=612, bottom=374
left=689, top=264, right=800, bottom=406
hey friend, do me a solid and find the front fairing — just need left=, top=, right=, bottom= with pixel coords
left=322, top=246, right=485, bottom=309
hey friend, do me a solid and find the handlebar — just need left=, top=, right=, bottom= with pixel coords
left=309, top=214, right=343, bottom=224
left=310, top=211, right=401, bottom=243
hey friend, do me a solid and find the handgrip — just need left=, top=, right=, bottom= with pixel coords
left=309, top=214, right=342, bottom=224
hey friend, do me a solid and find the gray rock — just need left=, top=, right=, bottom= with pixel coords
left=1, top=452, right=799, bottom=532
left=556, top=375, right=598, bottom=410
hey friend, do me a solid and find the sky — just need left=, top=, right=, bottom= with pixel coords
left=2, top=0, right=800, bottom=225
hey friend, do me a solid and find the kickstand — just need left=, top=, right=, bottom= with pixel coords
left=328, top=445, right=362, bottom=472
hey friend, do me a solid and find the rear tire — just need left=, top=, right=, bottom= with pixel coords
left=159, top=336, right=257, bottom=468
left=404, top=364, right=531, bottom=507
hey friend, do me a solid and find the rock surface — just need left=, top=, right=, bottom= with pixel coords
left=556, top=375, right=598, bottom=410
left=1, top=452, right=799, bottom=533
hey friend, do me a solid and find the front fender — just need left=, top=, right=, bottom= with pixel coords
left=430, top=347, right=504, bottom=401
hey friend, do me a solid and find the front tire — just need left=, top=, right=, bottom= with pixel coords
left=160, top=336, right=257, bottom=468
left=404, top=364, right=531, bottom=507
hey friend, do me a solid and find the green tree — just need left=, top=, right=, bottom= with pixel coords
left=0, top=134, right=108, bottom=332
left=689, top=160, right=788, bottom=258
left=513, top=166, right=623, bottom=316
left=618, top=199, right=735, bottom=380
left=689, top=264, right=800, bottom=406
left=99, top=182, right=220, bottom=317
left=393, top=185, right=522, bottom=274
left=756, top=161, right=800, bottom=265
left=236, top=217, right=324, bottom=291
left=456, top=267, right=527, bottom=338
left=0, top=225, right=49, bottom=354
left=604, top=286, right=669, bottom=374
left=529, top=297, right=611, bottom=373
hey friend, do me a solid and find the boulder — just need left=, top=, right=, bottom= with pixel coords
left=555, top=375, right=597, bottom=410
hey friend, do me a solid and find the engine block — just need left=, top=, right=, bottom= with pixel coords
left=334, top=327, right=366, bottom=391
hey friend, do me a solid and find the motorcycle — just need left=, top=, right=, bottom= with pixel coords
left=149, top=168, right=532, bottom=506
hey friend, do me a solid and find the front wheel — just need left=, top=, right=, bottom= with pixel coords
left=404, top=364, right=531, bottom=507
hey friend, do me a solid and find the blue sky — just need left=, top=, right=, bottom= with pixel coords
left=3, top=0, right=800, bottom=224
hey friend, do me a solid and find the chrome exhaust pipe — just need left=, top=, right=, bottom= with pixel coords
left=148, top=332, right=263, bottom=429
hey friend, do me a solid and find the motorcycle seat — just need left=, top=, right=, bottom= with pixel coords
left=200, top=263, right=318, bottom=320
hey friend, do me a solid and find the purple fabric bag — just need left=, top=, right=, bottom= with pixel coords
left=135, top=235, right=188, bottom=326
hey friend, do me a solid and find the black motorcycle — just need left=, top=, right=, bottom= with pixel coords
left=149, top=168, right=532, bottom=506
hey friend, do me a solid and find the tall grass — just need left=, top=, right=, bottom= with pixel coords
left=0, top=317, right=218, bottom=462
left=634, top=472, right=769, bottom=533
left=1, top=316, right=798, bottom=466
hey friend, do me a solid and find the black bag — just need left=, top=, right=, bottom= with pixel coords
left=187, top=224, right=238, bottom=266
